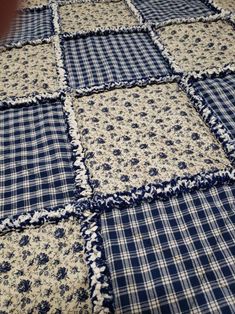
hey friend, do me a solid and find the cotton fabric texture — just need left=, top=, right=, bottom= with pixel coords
left=0, top=0, right=234, bottom=313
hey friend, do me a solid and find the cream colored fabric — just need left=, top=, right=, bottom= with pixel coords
left=59, top=1, right=139, bottom=33
left=212, top=0, right=235, bottom=12
left=0, top=43, right=59, bottom=99
left=73, top=83, right=230, bottom=194
left=158, top=20, right=235, bottom=72
left=0, top=219, right=92, bottom=313
left=20, top=0, right=48, bottom=9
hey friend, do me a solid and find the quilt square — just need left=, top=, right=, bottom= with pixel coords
left=62, top=30, right=171, bottom=90
left=0, top=7, right=53, bottom=46
left=191, top=73, right=235, bottom=138
left=0, top=219, right=92, bottom=313
left=20, top=0, right=48, bottom=9
left=0, top=42, right=59, bottom=99
left=73, top=82, right=230, bottom=195
left=0, top=99, right=75, bottom=219
left=132, top=0, right=215, bottom=24
left=158, top=20, right=235, bottom=72
left=59, top=1, right=138, bottom=34
left=101, top=184, right=235, bottom=314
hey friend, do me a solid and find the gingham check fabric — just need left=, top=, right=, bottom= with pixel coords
left=63, top=31, right=171, bottom=89
left=101, top=184, right=235, bottom=314
left=0, top=7, right=53, bottom=46
left=0, top=100, right=75, bottom=219
left=192, top=73, right=235, bottom=138
left=132, top=0, right=215, bottom=23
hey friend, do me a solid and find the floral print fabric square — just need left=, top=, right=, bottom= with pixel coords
left=73, top=83, right=230, bottom=195
left=0, top=99, right=75, bottom=219
left=0, top=219, right=92, bottom=313
left=0, top=43, right=59, bottom=99
left=158, top=20, right=235, bottom=72
left=0, top=7, right=53, bottom=46
left=132, top=0, right=215, bottom=24
left=59, top=1, right=139, bottom=34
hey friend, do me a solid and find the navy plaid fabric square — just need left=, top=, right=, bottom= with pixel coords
left=62, top=31, right=171, bottom=89
left=133, top=0, right=215, bottom=23
left=0, top=100, right=75, bottom=219
left=191, top=73, right=235, bottom=138
left=0, top=7, right=53, bottom=46
left=101, top=185, right=235, bottom=313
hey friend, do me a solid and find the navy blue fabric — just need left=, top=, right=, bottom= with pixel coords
left=101, top=184, right=235, bottom=313
left=0, top=100, right=75, bottom=219
left=192, top=73, right=235, bottom=138
left=133, top=0, right=215, bottom=23
left=0, top=7, right=53, bottom=46
left=62, top=31, right=172, bottom=89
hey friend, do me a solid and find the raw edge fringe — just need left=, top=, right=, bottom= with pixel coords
left=62, top=24, right=149, bottom=39
left=72, top=75, right=179, bottom=97
left=183, top=64, right=235, bottom=81
left=76, top=168, right=235, bottom=213
left=149, top=27, right=184, bottom=74
left=63, top=94, right=93, bottom=197
left=18, top=4, right=49, bottom=10
left=153, top=12, right=229, bottom=29
left=180, top=73, right=235, bottom=163
left=17, top=4, right=50, bottom=13
left=0, top=91, right=62, bottom=110
left=80, top=210, right=115, bottom=314
left=123, top=0, right=144, bottom=24
left=0, top=203, right=77, bottom=234
left=0, top=36, right=52, bottom=52
left=51, top=3, right=69, bottom=89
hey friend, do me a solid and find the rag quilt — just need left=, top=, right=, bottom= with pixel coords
left=0, top=0, right=235, bottom=313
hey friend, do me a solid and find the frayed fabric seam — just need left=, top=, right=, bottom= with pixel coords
left=75, top=168, right=235, bottom=213
left=123, top=0, right=145, bottom=24
left=152, top=12, right=230, bottom=29
left=80, top=210, right=115, bottom=313
left=62, top=94, right=93, bottom=197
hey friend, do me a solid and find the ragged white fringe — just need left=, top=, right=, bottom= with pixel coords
left=75, top=168, right=235, bottom=213
left=63, top=95, right=93, bottom=197
left=0, top=36, right=52, bottom=52
left=80, top=210, right=114, bottom=314
left=153, top=12, right=230, bottom=29
left=182, top=64, right=235, bottom=81
left=62, top=24, right=149, bottom=39
left=149, top=27, right=183, bottom=74
left=0, top=91, right=62, bottom=108
left=72, top=75, right=179, bottom=97
left=51, top=3, right=69, bottom=90
left=0, top=203, right=77, bottom=234
left=18, top=4, right=50, bottom=12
